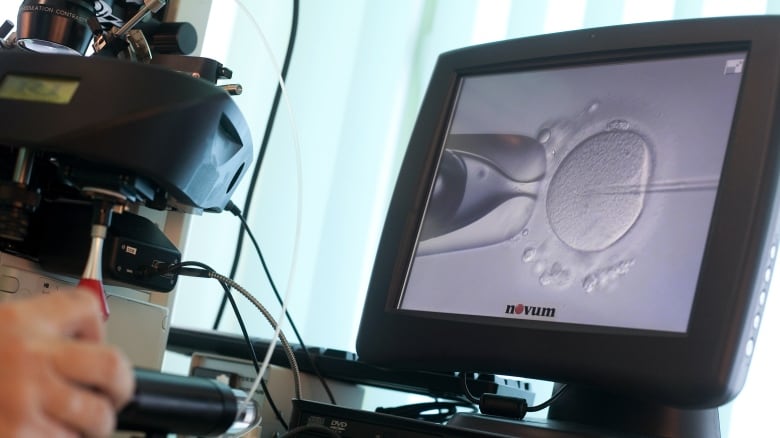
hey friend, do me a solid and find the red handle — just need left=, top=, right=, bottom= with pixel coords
left=79, top=278, right=110, bottom=320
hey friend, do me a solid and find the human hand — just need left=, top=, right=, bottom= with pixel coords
left=0, top=288, right=135, bottom=437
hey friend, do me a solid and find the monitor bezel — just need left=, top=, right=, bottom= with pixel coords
left=356, top=16, right=780, bottom=408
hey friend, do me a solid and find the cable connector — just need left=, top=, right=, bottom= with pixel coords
left=461, top=371, right=569, bottom=420
left=177, top=267, right=212, bottom=278
left=224, top=200, right=241, bottom=217
left=138, top=263, right=210, bottom=279
left=137, top=263, right=171, bottom=278
left=478, top=393, right=529, bottom=419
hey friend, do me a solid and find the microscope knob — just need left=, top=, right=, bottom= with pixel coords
left=148, top=22, right=197, bottom=55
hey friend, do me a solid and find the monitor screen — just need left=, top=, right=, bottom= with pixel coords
left=400, top=51, right=746, bottom=334
left=357, top=15, right=780, bottom=408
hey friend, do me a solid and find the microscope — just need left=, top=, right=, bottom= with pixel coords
left=1, top=0, right=257, bottom=435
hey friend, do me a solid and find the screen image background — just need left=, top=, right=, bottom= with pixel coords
left=399, top=51, right=746, bottom=333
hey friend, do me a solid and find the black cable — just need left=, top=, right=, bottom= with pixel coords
left=460, top=372, right=569, bottom=419
left=169, top=261, right=289, bottom=430
left=376, top=401, right=476, bottom=423
left=215, top=0, right=300, bottom=330
left=460, top=372, right=480, bottom=404
left=527, top=384, right=570, bottom=412
left=279, top=424, right=340, bottom=438
left=225, top=201, right=338, bottom=405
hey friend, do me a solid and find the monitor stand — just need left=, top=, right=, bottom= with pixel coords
left=447, top=384, right=721, bottom=438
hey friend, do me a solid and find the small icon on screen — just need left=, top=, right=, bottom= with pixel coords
left=724, top=59, right=744, bottom=75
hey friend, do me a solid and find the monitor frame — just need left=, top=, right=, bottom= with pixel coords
left=356, top=15, right=780, bottom=408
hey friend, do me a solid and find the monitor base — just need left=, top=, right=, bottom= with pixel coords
left=449, top=384, right=721, bottom=438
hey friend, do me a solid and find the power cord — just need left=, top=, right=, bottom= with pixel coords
left=225, top=200, right=338, bottom=405
left=460, top=372, right=569, bottom=420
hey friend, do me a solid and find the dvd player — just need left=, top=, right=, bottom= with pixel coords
left=289, top=399, right=638, bottom=438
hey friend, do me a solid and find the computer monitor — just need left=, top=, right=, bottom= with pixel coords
left=356, top=15, right=780, bottom=420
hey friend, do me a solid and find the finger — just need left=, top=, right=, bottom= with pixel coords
left=53, top=341, right=135, bottom=409
left=22, top=288, right=105, bottom=341
left=44, top=374, right=116, bottom=438
left=30, top=416, right=81, bottom=438
left=1, top=414, right=81, bottom=438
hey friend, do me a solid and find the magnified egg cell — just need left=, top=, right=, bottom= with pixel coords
left=546, top=129, right=651, bottom=252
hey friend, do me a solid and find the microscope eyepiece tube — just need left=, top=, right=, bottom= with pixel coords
left=117, top=368, right=259, bottom=437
